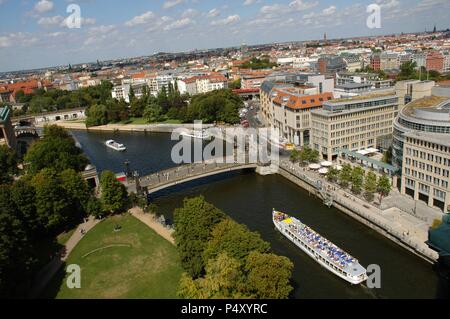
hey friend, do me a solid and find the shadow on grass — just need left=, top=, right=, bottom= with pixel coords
left=38, top=263, right=67, bottom=299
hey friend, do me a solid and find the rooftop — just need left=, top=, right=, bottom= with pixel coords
left=328, top=90, right=396, bottom=104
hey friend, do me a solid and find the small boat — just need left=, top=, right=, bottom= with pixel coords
left=273, top=209, right=367, bottom=285
left=105, top=140, right=126, bottom=151
left=180, top=129, right=211, bottom=140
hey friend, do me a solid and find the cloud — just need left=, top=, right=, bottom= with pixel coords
left=37, top=15, right=64, bottom=26
left=181, top=9, right=199, bottom=18
left=243, top=0, right=260, bottom=5
left=164, top=18, right=194, bottom=31
left=88, top=25, right=116, bottom=36
left=125, top=11, right=156, bottom=27
left=211, top=15, right=240, bottom=26
left=34, top=0, right=53, bottom=13
left=289, top=0, right=319, bottom=11
left=0, top=36, right=12, bottom=48
left=163, top=0, right=185, bottom=10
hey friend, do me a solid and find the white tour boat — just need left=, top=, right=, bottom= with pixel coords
left=105, top=140, right=126, bottom=151
left=273, top=210, right=368, bottom=285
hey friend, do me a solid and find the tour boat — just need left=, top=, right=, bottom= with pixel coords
left=180, top=129, right=211, bottom=140
left=105, top=139, right=126, bottom=151
left=273, top=210, right=368, bottom=285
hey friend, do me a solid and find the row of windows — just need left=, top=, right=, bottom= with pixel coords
left=331, top=114, right=393, bottom=130
left=404, top=168, right=449, bottom=189
left=398, top=118, right=450, bottom=134
left=406, top=137, right=450, bottom=154
left=405, top=149, right=450, bottom=166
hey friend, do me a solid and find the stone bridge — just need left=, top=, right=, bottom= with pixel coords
left=124, top=160, right=276, bottom=195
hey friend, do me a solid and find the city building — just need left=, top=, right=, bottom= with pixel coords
left=395, top=80, right=435, bottom=110
left=401, top=130, right=450, bottom=213
left=111, top=84, right=131, bottom=103
left=393, top=93, right=450, bottom=174
left=426, top=51, right=444, bottom=72
left=0, top=107, right=17, bottom=150
left=260, top=81, right=333, bottom=146
left=310, top=92, right=399, bottom=160
left=177, top=74, right=228, bottom=95
left=342, top=55, right=363, bottom=72
left=317, top=56, right=347, bottom=74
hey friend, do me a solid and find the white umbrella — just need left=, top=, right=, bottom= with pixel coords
left=320, top=161, right=333, bottom=167
left=334, top=165, right=343, bottom=171
left=309, top=164, right=321, bottom=170
left=318, top=168, right=329, bottom=175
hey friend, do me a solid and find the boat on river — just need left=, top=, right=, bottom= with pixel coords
left=105, top=140, right=126, bottom=151
left=273, top=209, right=367, bottom=285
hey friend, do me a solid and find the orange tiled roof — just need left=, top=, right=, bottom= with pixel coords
left=272, top=91, right=333, bottom=110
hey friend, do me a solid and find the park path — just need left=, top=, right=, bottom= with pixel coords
left=129, top=207, right=175, bottom=245
left=29, top=216, right=100, bottom=298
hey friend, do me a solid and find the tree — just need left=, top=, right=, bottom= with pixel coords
left=0, top=185, right=37, bottom=298
left=177, top=252, right=247, bottom=299
left=128, top=86, right=135, bottom=103
left=60, top=169, right=91, bottom=218
left=377, top=175, right=392, bottom=203
left=339, top=164, right=352, bottom=188
left=244, top=252, right=294, bottom=299
left=100, top=170, right=128, bottom=214
left=290, top=149, right=301, bottom=163
left=174, top=196, right=226, bottom=278
left=0, top=145, right=18, bottom=184
left=10, top=178, right=40, bottom=237
left=86, top=104, right=108, bottom=127
left=203, top=218, right=270, bottom=264
left=228, top=78, right=241, bottom=90
left=30, top=169, right=75, bottom=233
left=351, top=167, right=365, bottom=194
left=24, top=125, right=89, bottom=174
left=364, top=171, right=378, bottom=202
left=143, top=102, right=163, bottom=123
left=326, top=167, right=339, bottom=183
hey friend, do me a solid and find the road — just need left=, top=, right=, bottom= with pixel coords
left=241, top=99, right=262, bottom=128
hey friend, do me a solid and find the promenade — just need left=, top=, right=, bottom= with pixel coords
left=278, top=159, right=439, bottom=262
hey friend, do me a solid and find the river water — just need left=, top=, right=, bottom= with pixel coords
left=71, top=129, right=442, bottom=299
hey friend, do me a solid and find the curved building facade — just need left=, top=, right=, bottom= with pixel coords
left=393, top=96, right=450, bottom=169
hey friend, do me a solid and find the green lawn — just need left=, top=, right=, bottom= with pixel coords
left=44, top=214, right=182, bottom=299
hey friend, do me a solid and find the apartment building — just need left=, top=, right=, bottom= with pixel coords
left=177, top=74, right=228, bottom=96
left=401, top=131, right=450, bottom=213
left=426, top=51, right=444, bottom=72
left=260, top=81, right=333, bottom=146
left=310, top=92, right=399, bottom=160
left=111, top=84, right=131, bottom=103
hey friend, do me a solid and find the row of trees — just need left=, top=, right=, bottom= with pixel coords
left=241, top=57, right=278, bottom=70
left=326, top=164, right=392, bottom=202
left=174, top=196, right=294, bottom=299
left=0, top=125, right=130, bottom=297
left=290, top=146, right=320, bottom=164
left=85, top=85, right=243, bottom=127
left=13, top=81, right=114, bottom=116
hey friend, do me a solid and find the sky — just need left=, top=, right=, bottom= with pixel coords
left=0, top=0, right=449, bottom=72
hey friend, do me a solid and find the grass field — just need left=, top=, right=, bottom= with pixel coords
left=45, top=214, right=182, bottom=299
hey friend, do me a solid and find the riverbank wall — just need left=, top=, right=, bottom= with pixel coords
left=36, top=121, right=216, bottom=134
left=276, top=165, right=438, bottom=264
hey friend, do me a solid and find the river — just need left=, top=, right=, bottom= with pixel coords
left=71, top=129, right=442, bottom=299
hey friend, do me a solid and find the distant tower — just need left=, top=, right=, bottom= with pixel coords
left=324, top=32, right=327, bottom=43
left=433, top=25, right=437, bottom=33
left=241, top=41, right=248, bottom=57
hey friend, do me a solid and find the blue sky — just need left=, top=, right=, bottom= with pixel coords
left=0, top=0, right=449, bottom=72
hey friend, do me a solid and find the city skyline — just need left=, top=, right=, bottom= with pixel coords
left=0, top=0, right=449, bottom=72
